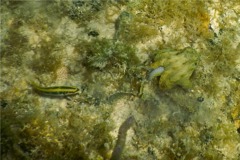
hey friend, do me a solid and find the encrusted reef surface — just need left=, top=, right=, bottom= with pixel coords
left=1, top=0, right=240, bottom=159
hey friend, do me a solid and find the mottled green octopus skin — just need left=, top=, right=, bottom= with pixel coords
left=151, top=47, right=199, bottom=89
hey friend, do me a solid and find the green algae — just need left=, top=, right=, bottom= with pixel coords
left=61, top=0, right=108, bottom=26
left=29, top=40, right=63, bottom=74
left=1, top=0, right=240, bottom=160
left=151, top=47, right=199, bottom=89
left=82, top=38, right=140, bottom=70
left=114, top=11, right=159, bottom=43
left=114, top=0, right=212, bottom=44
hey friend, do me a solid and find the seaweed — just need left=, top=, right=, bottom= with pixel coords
left=150, top=47, right=199, bottom=89
left=1, top=0, right=240, bottom=159
left=62, top=0, right=108, bottom=25
left=82, top=39, right=140, bottom=70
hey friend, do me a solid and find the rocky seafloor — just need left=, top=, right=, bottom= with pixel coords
left=1, top=0, right=240, bottom=159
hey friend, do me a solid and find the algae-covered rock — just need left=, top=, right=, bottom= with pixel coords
left=1, top=0, right=240, bottom=159
left=151, top=47, right=199, bottom=89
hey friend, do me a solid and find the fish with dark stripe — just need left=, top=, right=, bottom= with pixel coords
left=29, top=81, right=79, bottom=97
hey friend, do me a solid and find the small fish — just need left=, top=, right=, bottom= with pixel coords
left=29, top=81, right=79, bottom=97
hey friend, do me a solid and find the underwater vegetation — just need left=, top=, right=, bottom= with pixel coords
left=81, top=38, right=140, bottom=70
left=61, top=0, right=108, bottom=26
left=1, top=0, right=240, bottom=160
left=114, top=0, right=212, bottom=44
left=150, top=47, right=199, bottom=89
left=114, top=10, right=159, bottom=43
